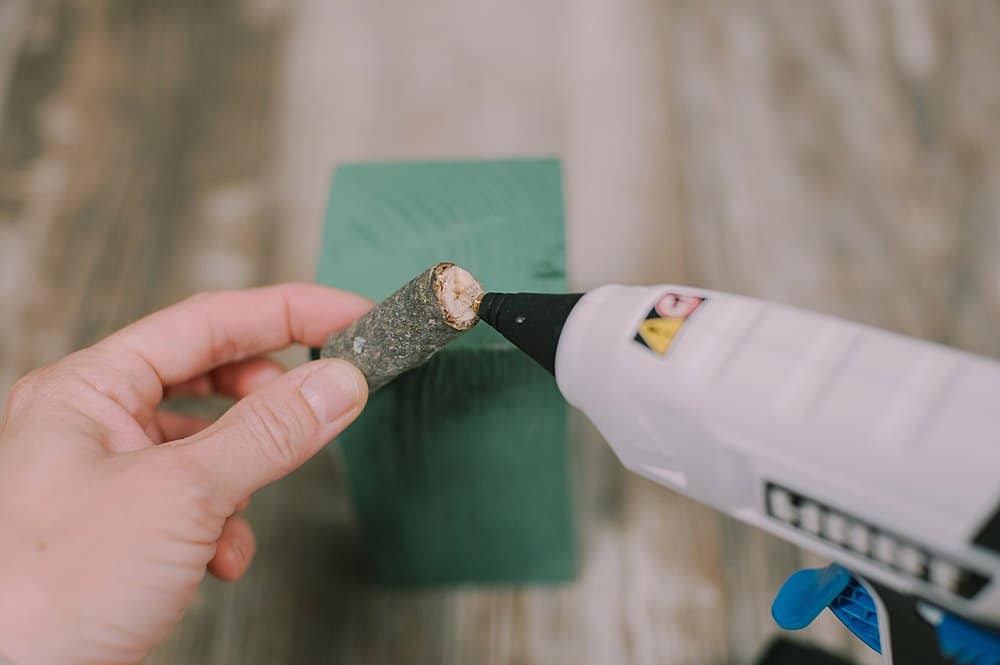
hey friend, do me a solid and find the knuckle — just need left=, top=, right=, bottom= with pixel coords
left=184, top=290, right=220, bottom=307
left=25, top=356, right=89, bottom=388
left=183, top=291, right=243, bottom=363
left=242, top=396, right=314, bottom=476
left=6, top=372, right=39, bottom=411
left=4, top=363, right=74, bottom=416
left=36, top=357, right=115, bottom=406
left=58, top=351, right=115, bottom=392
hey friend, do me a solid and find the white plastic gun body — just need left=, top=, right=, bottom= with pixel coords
left=555, top=284, right=1000, bottom=627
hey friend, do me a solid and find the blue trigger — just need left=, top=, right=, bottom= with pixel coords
left=773, top=565, right=882, bottom=652
left=774, top=566, right=1000, bottom=662
left=771, top=564, right=854, bottom=630
left=828, top=577, right=881, bottom=652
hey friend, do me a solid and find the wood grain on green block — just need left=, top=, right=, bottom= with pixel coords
left=318, top=158, right=575, bottom=584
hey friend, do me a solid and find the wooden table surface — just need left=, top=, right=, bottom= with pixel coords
left=2, top=1, right=998, bottom=663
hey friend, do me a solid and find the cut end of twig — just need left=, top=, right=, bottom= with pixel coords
left=433, top=263, right=484, bottom=330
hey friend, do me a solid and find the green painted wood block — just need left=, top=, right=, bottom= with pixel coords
left=317, top=158, right=576, bottom=584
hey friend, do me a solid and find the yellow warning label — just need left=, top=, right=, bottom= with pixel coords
left=633, top=292, right=706, bottom=357
left=637, top=317, right=685, bottom=355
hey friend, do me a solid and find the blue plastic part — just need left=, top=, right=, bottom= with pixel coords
left=775, top=566, right=1000, bottom=663
left=936, top=613, right=1000, bottom=665
left=772, top=564, right=854, bottom=630
left=773, top=567, right=881, bottom=650
left=829, top=577, right=881, bottom=653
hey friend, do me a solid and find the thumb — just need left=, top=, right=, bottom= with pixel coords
left=182, top=359, right=367, bottom=501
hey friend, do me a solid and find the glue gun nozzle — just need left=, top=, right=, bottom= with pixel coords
left=476, top=291, right=583, bottom=375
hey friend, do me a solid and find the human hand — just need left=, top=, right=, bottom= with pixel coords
left=0, top=285, right=372, bottom=665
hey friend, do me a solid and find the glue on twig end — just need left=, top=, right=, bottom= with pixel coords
left=433, top=263, right=484, bottom=331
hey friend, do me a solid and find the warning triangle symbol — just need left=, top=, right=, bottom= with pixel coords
left=637, top=318, right=684, bottom=355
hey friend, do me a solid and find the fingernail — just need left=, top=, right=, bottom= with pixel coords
left=299, top=360, right=364, bottom=424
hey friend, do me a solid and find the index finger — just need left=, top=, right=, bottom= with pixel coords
left=94, top=283, right=372, bottom=412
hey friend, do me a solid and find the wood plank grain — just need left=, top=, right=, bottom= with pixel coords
left=2, top=0, right=999, bottom=663
left=0, top=1, right=288, bottom=663
left=0, top=0, right=80, bottom=393
left=0, top=0, right=29, bottom=133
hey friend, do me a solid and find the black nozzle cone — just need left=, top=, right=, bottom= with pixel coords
left=477, top=292, right=583, bottom=375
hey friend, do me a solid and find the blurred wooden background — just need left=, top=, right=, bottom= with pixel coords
left=2, top=1, right=999, bottom=663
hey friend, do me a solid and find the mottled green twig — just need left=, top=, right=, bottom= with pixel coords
left=320, top=263, right=482, bottom=390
